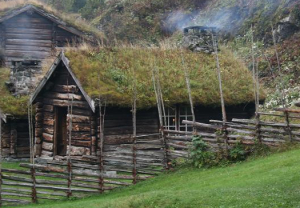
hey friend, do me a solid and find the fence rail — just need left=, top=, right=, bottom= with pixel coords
left=2, top=108, right=300, bottom=206
left=0, top=133, right=165, bottom=207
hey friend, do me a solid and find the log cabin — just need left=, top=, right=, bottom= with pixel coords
left=28, top=48, right=263, bottom=159
left=0, top=3, right=101, bottom=158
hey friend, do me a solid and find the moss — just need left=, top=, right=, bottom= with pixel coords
left=65, top=47, right=265, bottom=109
left=0, top=68, right=28, bottom=116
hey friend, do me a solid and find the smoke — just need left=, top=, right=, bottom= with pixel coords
left=162, top=0, right=297, bottom=34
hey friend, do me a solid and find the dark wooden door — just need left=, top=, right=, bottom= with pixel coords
left=55, top=107, right=68, bottom=156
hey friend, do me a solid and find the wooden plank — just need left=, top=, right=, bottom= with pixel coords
left=6, top=38, right=52, bottom=47
left=44, top=92, right=83, bottom=101
left=5, top=23, right=52, bottom=29
left=5, top=50, right=50, bottom=59
left=5, top=28, right=52, bottom=34
left=182, top=120, right=220, bottom=129
left=5, top=45, right=51, bottom=52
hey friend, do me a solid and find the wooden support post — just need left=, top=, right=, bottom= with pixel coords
left=67, top=93, right=73, bottom=198
left=255, top=113, right=262, bottom=143
left=132, top=136, right=137, bottom=184
left=0, top=118, right=2, bottom=207
left=284, top=111, right=293, bottom=142
left=10, top=124, right=17, bottom=157
left=98, top=113, right=104, bottom=193
left=67, top=161, right=72, bottom=198
left=161, top=127, right=169, bottom=170
left=31, top=167, right=37, bottom=203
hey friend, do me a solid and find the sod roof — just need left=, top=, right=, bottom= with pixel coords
left=0, top=1, right=104, bottom=40
left=0, top=46, right=264, bottom=117
left=63, top=47, right=264, bottom=109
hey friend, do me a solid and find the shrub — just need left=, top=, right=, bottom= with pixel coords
left=190, top=135, right=216, bottom=168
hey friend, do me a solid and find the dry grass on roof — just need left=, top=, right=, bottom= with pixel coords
left=65, top=46, right=265, bottom=109
left=0, top=0, right=105, bottom=40
left=0, top=67, right=28, bottom=116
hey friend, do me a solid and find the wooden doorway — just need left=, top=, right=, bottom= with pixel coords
left=54, top=107, right=68, bottom=156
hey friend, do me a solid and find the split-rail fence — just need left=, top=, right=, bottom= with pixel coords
left=1, top=108, right=300, bottom=206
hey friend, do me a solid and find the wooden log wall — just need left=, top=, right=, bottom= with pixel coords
left=36, top=63, right=94, bottom=158
left=1, top=119, right=30, bottom=158
left=98, top=108, right=164, bottom=175
left=165, top=109, right=300, bottom=160
left=1, top=10, right=79, bottom=64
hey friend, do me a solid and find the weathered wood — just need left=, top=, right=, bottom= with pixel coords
left=43, top=118, right=54, bottom=126
left=43, top=99, right=89, bottom=109
left=182, top=120, right=221, bottom=130
left=104, top=135, right=134, bottom=145
left=72, top=124, right=90, bottom=132
left=43, top=105, right=54, bottom=112
left=42, top=133, right=53, bottom=142
left=67, top=115, right=90, bottom=123
left=232, top=118, right=300, bottom=128
left=42, top=142, right=54, bottom=151
left=44, top=92, right=83, bottom=101
left=53, top=85, right=78, bottom=93
left=43, top=126, right=54, bottom=134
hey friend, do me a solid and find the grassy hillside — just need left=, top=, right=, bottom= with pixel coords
left=13, top=148, right=300, bottom=208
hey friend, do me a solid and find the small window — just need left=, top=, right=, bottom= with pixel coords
left=163, top=105, right=193, bottom=132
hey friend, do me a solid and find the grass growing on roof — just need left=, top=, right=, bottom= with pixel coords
left=0, top=0, right=105, bottom=41
left=65, top=47, right=264, bottom=109
left=0, top=68, right=28, bottom=116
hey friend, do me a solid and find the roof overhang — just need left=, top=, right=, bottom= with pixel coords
left=29, top=51, right=95, bottom=113
left=0, top=4, right=87, bottom=40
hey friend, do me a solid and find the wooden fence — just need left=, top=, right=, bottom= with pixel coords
left=164, top=108, right=300, bottom=160
left=0, top=133, right=165, bottom=207
left=2, top=108, right=300, bottom=206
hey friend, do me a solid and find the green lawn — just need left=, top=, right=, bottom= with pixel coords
left=10, top=149, right=300, bottom=208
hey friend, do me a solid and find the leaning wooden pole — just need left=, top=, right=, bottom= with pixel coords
left=250, top=25, right=262, bottom=143
left=67, top=90, right=74, bottom=198
left=97, top=73, right=105, bottom=193
left=212, top=31, right=228, bottom=155
left=250, top=25, right=258, bottom=111
left=28, top=103, right=37, bottom=203
left=152, top=67, right=168, bottom=169
left=271, top=23, right=286, bottom=108
left=180, top=49, right=196, bottom=132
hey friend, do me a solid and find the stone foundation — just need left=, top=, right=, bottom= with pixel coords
left=6, top=60, right=42, bottom=96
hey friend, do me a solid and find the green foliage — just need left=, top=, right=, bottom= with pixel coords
left=229, top=141, right=247, bottom=162
left=190, top=135, right=272, bottom=168
left=79, top=0, right=105, bottom=19
left=190, top=135, right=215, bottom=168
left=65, top=47, right=261, bottom=109
left=0, top=68, right=29, bottom=116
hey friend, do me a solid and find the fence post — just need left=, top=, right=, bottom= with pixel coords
left=255, top=113, right=262, bottom=143
left=222, top=124, right=229, bottom=157
left=98, top=114, right=104, bottom=193
left=161, top=127, right=169, bottom=170
left=31, top=167, right=37, bottom=203
left=284, top=111, right=293, bottom=142
left=132, top=135, right=137, bottom=184
left=0, top=119, right=2, bottom=207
